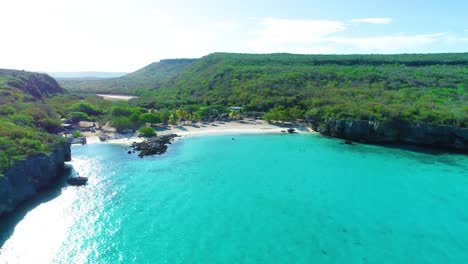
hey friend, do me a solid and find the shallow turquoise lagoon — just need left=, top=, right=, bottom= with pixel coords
left=1, top=134, right=467, bottom=263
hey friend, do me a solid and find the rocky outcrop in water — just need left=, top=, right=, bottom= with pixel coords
left=0, top=142, right=71, bottom=216
left=308, top=119, right=468, bottom=152
left=131, top=134, right=179, bottom=157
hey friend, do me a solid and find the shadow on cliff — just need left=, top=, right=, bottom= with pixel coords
left=0, top=165, right=74, bottom=248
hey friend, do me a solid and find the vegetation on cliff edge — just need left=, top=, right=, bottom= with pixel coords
left=0, top=70, right=67, bottom=175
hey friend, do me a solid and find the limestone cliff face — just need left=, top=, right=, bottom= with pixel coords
left=308, top=119, right=468, bottom=152
left=0, top=142, right=71, bottom=216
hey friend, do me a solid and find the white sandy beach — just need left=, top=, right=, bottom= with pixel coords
left=95, top=94, right=139, bottom=101
left=81, top=119, right=315, bottom=145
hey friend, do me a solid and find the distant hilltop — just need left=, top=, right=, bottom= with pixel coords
left=48, top=72, right=129, bottom=80
left=59, top=58, right=197, bottom=94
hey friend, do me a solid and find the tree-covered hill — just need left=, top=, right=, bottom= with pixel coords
left=0, top=69, right=64, bottom=99
left=133, top=52, right=467, bottom=128
left=59, top=59, right=197, bottom=95
left=0, top=69, right=68, bottom=175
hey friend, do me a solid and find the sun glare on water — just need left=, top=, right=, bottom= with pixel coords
left=0, top=157, right=115, bottom=264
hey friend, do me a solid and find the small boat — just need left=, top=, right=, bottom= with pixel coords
left=67, top=176, right=88, bottom=186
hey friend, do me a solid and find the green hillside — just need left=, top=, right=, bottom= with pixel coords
left=59, top=59, right=197, bottom=94
left=133, top=52, right=468, bottom=127
left=0, top=69, right=64, bottom=99
left=0, top=69, right=67, bottom=175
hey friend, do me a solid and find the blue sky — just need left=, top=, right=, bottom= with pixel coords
left=0, top=0, right=466, bottom=72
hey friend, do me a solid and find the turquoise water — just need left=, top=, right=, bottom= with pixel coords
left=1, top=134, right=468, bottom=263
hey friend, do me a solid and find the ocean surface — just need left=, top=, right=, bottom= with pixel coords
left=1, top=134, right=467, bottom=263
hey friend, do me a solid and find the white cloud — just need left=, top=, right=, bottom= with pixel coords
left=247, top=18, right=345, bottom=52
left=245, top=18, right=449, bottom=54
left=251, top=18, right=345, bottom=44
left=351, top=18, right=393, bottom=24
left=327, top=33, right=445, bottom=53
left=217, top=22, right=240, bottom=32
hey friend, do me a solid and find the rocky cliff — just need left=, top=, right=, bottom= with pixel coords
left=0, top=142, right=71, bottom=216
left=308, top=119, right=468, bottom=152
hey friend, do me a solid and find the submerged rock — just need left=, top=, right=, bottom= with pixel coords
left=131, top=134, right=179, bottom=157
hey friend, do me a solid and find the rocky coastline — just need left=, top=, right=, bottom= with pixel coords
left=0, top=142, right=71, bottom=216
left=308, top=119, right=468, bottom=152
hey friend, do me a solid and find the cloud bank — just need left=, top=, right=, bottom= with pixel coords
left=351, top=18, right=393, bottom=24
left=245, top=18, right=458, bottom=54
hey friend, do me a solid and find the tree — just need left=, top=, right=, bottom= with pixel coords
left=175, top=108, right=189, bottom=123
left=66, top=102, right=101, bottom=116
left=138, top=126, right=156, bottom=137
left=139, top=113, right=161, bottom=126
left=38, top=117, right=62, bottom=133
left=263, top=106, right=289, bottom=123
left=111, top=117, right=134, bottom=131
left=0, top=138, right=13, bottom=173
left=288, top=106, right=305, bottom=120
left=158, top=109, right=171, bottom=125
left=196, top=105, right=229, bottom=121
left=229, top=110, right=240, bottom=119
left=67, top=112, right=90, bottom=124
left=73, top=130, right=82, bottom=138
left=111, top=106, right=133, bottom=117
left=169, top=112, right=178, bottom=125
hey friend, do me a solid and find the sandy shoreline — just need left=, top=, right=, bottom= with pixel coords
left=95, top=94, right=139, bottom=101
left=81, top=120, right=315, bottom=145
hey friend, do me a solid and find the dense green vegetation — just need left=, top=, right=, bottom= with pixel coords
left=59, top=59, right=197, bottom=94
left=0, top=70, right=67, bottom=175
left=103, top=104, right=233, bottom=131
left=129, top=53, right=467, bottom=127
left=3, top=52, right=467, bottom=174
left=138, top=126, right=156, bottom=137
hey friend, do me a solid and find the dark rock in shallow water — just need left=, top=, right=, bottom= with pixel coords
left=131, top=134, right=179, bottom=157
left=287, top=128, right=296, bottom=133
left=345, top=139, right=353, bottom=144
left=67, top=177, right=88, bottom=186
